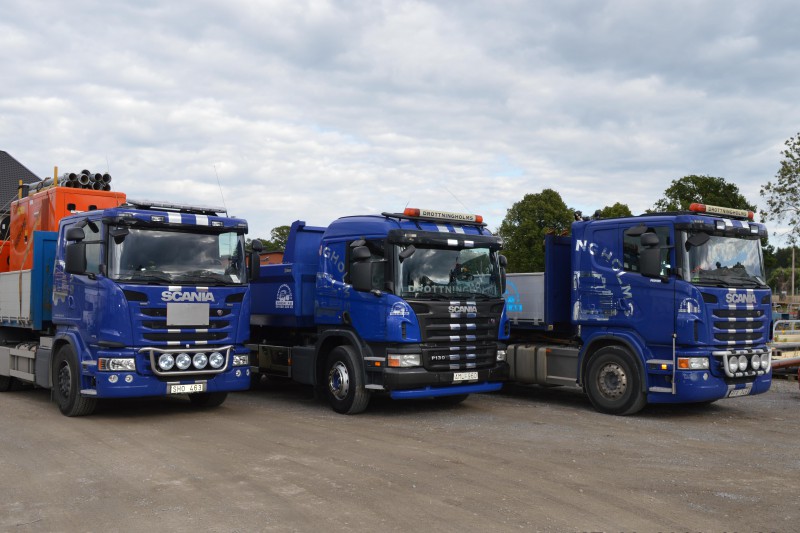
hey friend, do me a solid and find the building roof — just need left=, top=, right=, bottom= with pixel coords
left=0, top=151, right=41, bottom=213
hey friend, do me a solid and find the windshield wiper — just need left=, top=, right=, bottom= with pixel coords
left=177, top=270, right=231, bottom=284
left=124, top=270, right=173, bottom=283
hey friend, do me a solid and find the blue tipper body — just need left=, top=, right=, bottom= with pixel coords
left=250, top=212, right=510, bottom=406
left=506, top=208, right=772, bottom=410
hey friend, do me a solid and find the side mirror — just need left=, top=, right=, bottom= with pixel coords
left=249, top=240, right=263, bottom=282
left=497, top=255, right=508, bottom=293
left=351, top=261, right=373, bottom=292
left=65, top=242, right=87, bottom=275
left=399, top=245, right=416, bottom=262
left=66, top=227, right=86, bottom=242
left=351, top=246, right=370, bottom=261
left=685, top=232, right=710, bottom=250
left=639, top=232, right=662, bottom=279
left=110, top=227, right=129, bottom=244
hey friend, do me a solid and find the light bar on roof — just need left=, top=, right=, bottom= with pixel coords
left=403, top=207, right=483, bottom=224
left=689, top=203, right=753, bottom=221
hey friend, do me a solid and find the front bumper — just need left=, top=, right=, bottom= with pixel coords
left=381, top=361, right=509, bottom=397
left=647, top=370, right=772, bottom=404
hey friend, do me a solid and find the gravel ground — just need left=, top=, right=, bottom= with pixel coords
left=1, top=376, right=798, bottom=532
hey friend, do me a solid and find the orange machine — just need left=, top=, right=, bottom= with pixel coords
left=2, top=186, right=126, bottom=273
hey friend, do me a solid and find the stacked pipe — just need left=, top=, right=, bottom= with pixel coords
left=32, top=170, right=112, bottom=192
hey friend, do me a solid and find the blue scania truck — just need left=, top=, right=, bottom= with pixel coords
left=249, top=208, right=510, bottom=413
left=0, top=177, right=254, bottom=415
left=504, top=203, right=772, bottom=415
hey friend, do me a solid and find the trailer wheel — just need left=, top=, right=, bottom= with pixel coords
left=325, top=345, right=370, bottom=414
left=586, top=346, right=646, bottom=416
left=53, top=345, right=97, bottom=417
left=188, top=392, right=228, bottom=408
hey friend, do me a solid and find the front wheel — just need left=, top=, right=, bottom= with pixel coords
left=325, top=346, right=370, bottom=414
left=585, top=346, right=646, bottom=416
left=188, top=392, right=228, bottom=408
left=53, top=345, right=97, bottom=417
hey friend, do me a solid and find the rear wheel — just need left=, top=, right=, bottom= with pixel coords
left=53, top=345, right=97, bottom=417
left=325, top=346, right=370, bottom=414
left=188, top=392, right=228, bottom=408
left=585, top=346, right=646, bottom=415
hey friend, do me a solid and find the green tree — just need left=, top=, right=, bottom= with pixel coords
left=594, top=202, right=633, bottom=219
left=768, top=267, right=800, bottom=297
left=247, top=225, right=292, bottom=252
left=498, top=189, right=574, bottom=273
left=653, top=175, right=755, bottom=212
left=761, top=132, right=800, bottom=245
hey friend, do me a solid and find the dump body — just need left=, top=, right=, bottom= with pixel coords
left=0, top=183, right=253, bottom=415
left=506, top=208, right=772, bottom=414
left=250, top=211, right=510, bottom=413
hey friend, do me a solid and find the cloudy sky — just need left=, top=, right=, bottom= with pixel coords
left=2, top=0, right=799, bottom=242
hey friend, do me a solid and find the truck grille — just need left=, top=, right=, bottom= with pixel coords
left=710, top=307, right=768, bottom=345
left=408, top=299, right=503, bottom=371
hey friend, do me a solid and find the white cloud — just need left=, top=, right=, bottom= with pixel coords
left=1, top=0, right=799, bottom=245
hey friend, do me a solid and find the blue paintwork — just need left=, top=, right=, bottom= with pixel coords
left=509, top=212, right=772, bottom=405
left=390, top=382, right=503, bottom=399
left=251, top=215, right=508, bottom=399
left=28, top=207, right=254, bottom=399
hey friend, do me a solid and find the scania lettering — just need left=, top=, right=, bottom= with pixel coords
left=249, top=207, right=509, bottom=414
left=505, top=203, right=771, bottom=415
left=0, top=169, right=255, bottom=416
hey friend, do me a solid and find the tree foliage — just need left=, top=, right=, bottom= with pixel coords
left=246, top=225, right=291, bottom=252
left=594, top=202, right=633, bottom=219
left=768, top=267, right=800, bottom=297
left=761, top=132, right=800, bottom=245
left=498, top=189, right=574, bottom=273
left=653, top=175, right=755, bottom=212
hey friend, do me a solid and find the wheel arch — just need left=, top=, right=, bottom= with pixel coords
left=315, top=329, right=367, bottom=386
left=579, top=334, right=647, bottom=393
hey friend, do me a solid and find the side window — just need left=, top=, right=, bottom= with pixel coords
left=84, top=221, right=102, bottom=275
left=347, top=239, right=386, bottom=289
left=623, top=226, right=671, bottom=275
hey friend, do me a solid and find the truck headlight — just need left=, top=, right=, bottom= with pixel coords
left=677, top=357, right=709, bottom=370
left=760, top=352, right=771, bottom=372
left=233, top=354, right=249, bottom=366
left=496, top=349, right=507, bottom=362
left=388, top=354, right=421, bottom=368
left=158, top=354, right=175, bottom=371
left=98, top=358, right=136, bottom=372
left=176, top=353, right=192, bottom=370
left=193, top=353, right=208, bottom=369
left=750, top=354, right=761, bottom=370
left=209, top=352, right=225, bottom=369
left=738, top=355, right=748, bottom=370
left=728, top=356, right=739, bottom=372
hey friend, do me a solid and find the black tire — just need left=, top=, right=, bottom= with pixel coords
left=53, top=345, right=97, bottom=417
left=188, top=392, right=228, bottom=408
left=585, top=346, right=646, bottom=416
left=0, top=375, right=13, bottom=392
left=325, top=345, right=370, bottom=414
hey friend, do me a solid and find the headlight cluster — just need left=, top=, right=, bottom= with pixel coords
left=157, top=351, right=227, bottom=372
left=724, top=352, right=770, bottom=376
left=388, top=353, right=421, bottom=368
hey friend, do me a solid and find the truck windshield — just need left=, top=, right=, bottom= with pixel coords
left=108, top=228, right=246, bottom=285
left=683, top=233, right=766, bottom=288
left=397, top=246, right=502, bottom=299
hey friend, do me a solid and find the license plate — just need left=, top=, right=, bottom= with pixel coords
left=169, top=383, right=207, bottom=394
left=727, top=386, right=752, bottom=398
left=453, top=371, right=478, bottom=382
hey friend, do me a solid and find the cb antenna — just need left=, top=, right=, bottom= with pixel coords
left=213, top=164, right=228, bottom=215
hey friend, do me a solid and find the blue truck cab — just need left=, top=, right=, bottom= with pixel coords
left=250, top=208, right=510, bottom=413
left=0, top=193, right=254, bottom=416
left=505, top=203, right=772, bottom=415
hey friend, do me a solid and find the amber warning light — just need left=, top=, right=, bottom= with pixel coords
left=403, top=208, right=483, bottom=224
left=688, top=203, right=754, bottom=221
